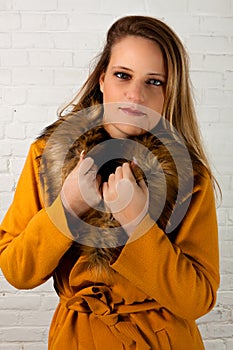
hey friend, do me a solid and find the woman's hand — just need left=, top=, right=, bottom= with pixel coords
left=102, top=162, right=149, bottom=235
left=61, top=153, right=101, bottom=218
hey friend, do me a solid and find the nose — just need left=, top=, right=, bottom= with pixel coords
left=125, top=80, right=145, bottom=104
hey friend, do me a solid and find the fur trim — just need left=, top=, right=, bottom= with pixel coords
left=39, top=112, right=195, bottom=269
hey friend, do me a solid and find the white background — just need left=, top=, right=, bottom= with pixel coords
left=0, top=0, right=233, bottom=349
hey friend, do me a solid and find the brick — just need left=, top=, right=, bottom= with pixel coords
left=0, top=51, right=29, bottom=67
left=20, top=310, right=54, bottom=326
left=190, top=71, right=223, bottom=88
left=68, top=13, right=113, bottom=32
left=203, top=339, right=226, bottom=350
left=217, top=208, right=227, bottom=226
left=45, top=14, right=69, bottom=31
left=188, top=36, right=230, bottom=54
left=57, top=0, right=101, bottom=12
left=0, top=106, right=14, bottom=122
left=0, top=210, right=6, bottom=222
left=217, top=107, right=232, bottom=123
left=9, top=158, right=25, bottom=176
left=0, top=127, right=4, bottom=139
left=218, top=291, right=233, bottom=306
left=200, top=17, right=233, bottom=35
left=14, top=106, right=48, bottom=123
left=0, top=294, right=41, bottom=310
left=228, top=209, right=233, bottom=225
left=26, top=123, right=47, bottom=139
left=226, top=339, right=233, bottom=350
left=11, top=140, right=31, bottom=157
left=190, top=53, right=204, bottom=70
left=222, top=191, right=233, bottom=209
left=220, top=191, right=233, bottom=208
left=0, top=141, right=12, bottom=156
left=0, top=174, right=14, bottom=191
left=0, top=312, right=20, bottom=326
left=12, top=0, right=57, bottom=11
left=0, top=13, right=20, bottom=31
left=221, top=259, right=233, bottom=274
left=220, top=241, right=233, bottom=258
left=220, top=226, right=233, bottom=241
left=199, top=307, right=232, bottom=323
left=104, top=0, right=155, bottom=14
left=204, top=54, right=233, bottom=72
left=200, top=123, right=233, bottom=157
left=12, top=33, right=54, bottom=49
left=21, top=13, right=45, bottom=31
left=12, top=68, right=53, bottom=86
left=0, top=0, right=12, bottom=10
left=29, top=51, right=72, bottom=67
left=204, top=89, right=233, bottom=107
left=27, top=87, right=73, bottom=106
left=208, top=324, right=233, bottom=338
left=0, top=69, right=11, bottom=85
left=20, top=344, right=47, bottom=350
left=0, top=33, right=11, bottom=48
left=31, top=279, right=54, bottom=293
left=0, top=158, right=8, bottom=173
left=198, top=323, right=208, bottom=339
left=53, top=32, right=101, bottom=50
left=73, top=50, right=98, bottom=68
left=2, top=327, right=44, bottom=342
left=214, top=155, right=233, bottom=175
left=220, top=275, right=233, bottom=291
left=5, top=122, right=25, bottom=140
left=3, top=88, right=27, bottom=105
left=188, top=0, right=231, bottom=15
left=54, top=68, right=88, bottom=86
left=40, top=295, right=59, bottom=311
left=196, top=106, right=219, bottom=123
left=217, top=175, right=232, bottom=192
left=47, top=106, right=60, bottom=122
left=0, top=344, right=19, bottom=350
left=0, top=192, right=13, bottom=210
left=225, top=71, right=233, bottom=89
left=164, top=14, right=199, bottom=35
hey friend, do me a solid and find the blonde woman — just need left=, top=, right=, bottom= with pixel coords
left=0, top=16, right=219, bottom=349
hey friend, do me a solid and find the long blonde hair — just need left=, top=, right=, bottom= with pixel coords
left=58, top=15, right=219, bottom=195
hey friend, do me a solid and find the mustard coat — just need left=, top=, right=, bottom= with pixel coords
left=0, top=139, right=220, bottom=349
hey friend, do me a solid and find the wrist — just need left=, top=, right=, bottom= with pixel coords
left=60, top=190, right=81, bottom=218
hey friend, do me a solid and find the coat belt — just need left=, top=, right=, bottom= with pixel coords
left=60, top=285, right=161, bottom=350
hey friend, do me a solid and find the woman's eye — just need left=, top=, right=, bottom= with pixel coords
left=146, top=79, right=164, bottom=86
left=114, top=72, right=130, bottom=80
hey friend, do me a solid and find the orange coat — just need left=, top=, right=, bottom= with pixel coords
left=0, top=139, right=220, bottom=349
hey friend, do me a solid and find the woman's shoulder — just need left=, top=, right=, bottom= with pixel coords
left=192, top=162, right=216, bottom=201
left=29, top=118, right=64, bottom=157
left=30, top=138, right=47, bottom=158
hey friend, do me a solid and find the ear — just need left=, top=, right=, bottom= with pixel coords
left=99, top=72, right=105, bottom=93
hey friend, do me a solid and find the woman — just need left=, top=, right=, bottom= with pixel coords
left=0, top=16, right=219, bottom=349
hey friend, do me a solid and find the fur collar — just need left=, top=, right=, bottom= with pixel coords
left=39, top=112, right=195, bottom=268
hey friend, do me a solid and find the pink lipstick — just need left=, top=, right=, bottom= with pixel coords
left=119, top=107, right=146, bottom=117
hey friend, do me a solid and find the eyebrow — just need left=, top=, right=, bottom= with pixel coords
left=112, top=65, right=166, bottom=78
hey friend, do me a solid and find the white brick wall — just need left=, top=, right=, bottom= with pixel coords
left=0, top=0, right=232, bottom=348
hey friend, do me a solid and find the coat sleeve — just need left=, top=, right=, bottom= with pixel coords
left=111, top=173, right=220, bottom=320
left=0, top=140, right=73, bottom=289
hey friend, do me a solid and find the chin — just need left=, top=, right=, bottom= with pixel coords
left=109, top=124, right=145, bottom=138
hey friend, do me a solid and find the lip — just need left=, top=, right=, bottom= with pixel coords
left=119, top=107, right=147, bottom=117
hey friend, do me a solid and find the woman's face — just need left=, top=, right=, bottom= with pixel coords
left=99, top=35, right=166, bottom=138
